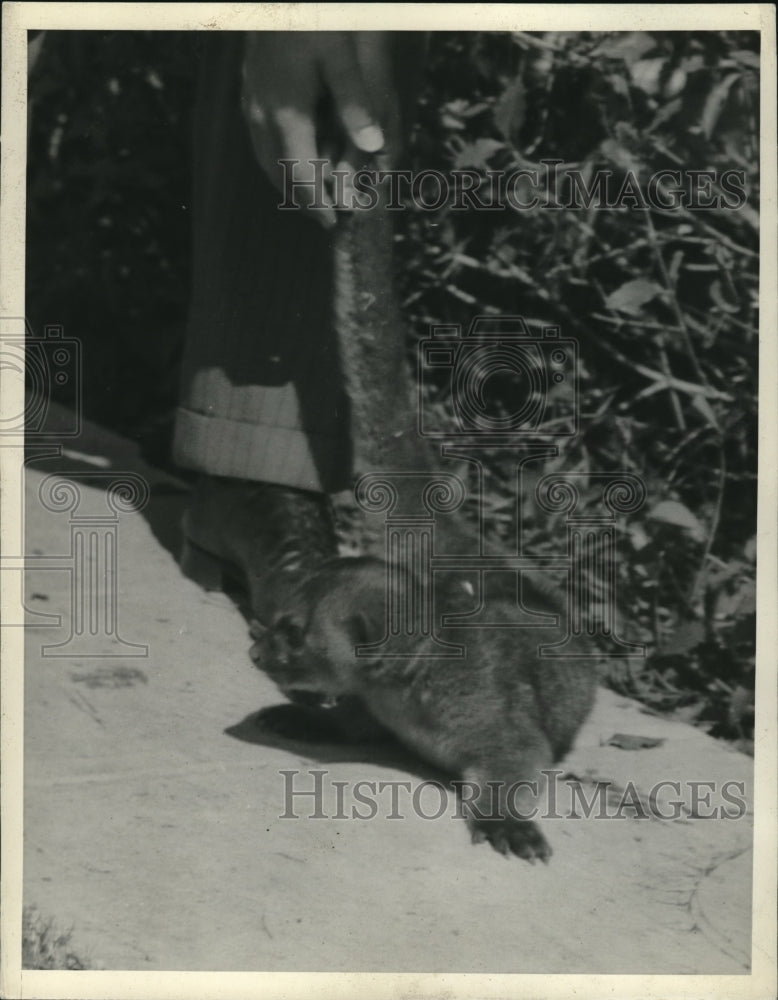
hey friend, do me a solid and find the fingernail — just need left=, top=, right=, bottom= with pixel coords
left=355, top=124, right=385, bottom=153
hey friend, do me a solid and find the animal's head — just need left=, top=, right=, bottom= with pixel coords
left=249, top=609, right=329, bottom=697
left=248, top=557, right=394, bottom=698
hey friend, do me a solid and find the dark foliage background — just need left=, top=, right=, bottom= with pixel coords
left=26, top=30, right=759, bottom=749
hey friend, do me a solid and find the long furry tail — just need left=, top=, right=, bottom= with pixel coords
left=332, top=203, right=430, bottom=475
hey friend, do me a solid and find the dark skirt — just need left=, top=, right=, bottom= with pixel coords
left=173, top=32, right=425, bottom=493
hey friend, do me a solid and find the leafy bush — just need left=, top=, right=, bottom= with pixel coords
left=401, top=31, right=757, bottom=749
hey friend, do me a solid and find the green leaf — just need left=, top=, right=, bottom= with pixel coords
left=630, top=58, right=666, bottom=96
left=691, top=393, right=721, bottom=431
left=732, top=50, right=760, bottom=70
left=452, top=138, right=505, bottom=171
left=590, top=33, right=657, bottom=63
left=662, top=619, right=705, bottom=655
left=605, top=278, right=664, bottom=315
left=700, top=72, right=741, bottom=140
left=709, top=278, right=740, bottom=314
left=493, top=77, right=526, bottom=145
left=648, top=500, right=706, bottom=542
left=599, top=136, right=641, bottom=172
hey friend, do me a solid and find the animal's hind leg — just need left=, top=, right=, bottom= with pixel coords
left=462, top=735, right=554, bottom=864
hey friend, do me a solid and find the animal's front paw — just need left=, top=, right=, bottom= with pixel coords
left=470, top=817, right=552, bottom=864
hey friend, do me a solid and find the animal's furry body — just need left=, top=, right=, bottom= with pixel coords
left=253, top=556, right=598, bottom=862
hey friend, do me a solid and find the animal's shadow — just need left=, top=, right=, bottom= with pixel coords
left=225, top=702, right=449, bottom=783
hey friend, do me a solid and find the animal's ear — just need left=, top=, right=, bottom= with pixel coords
left=342, top=558, right=419, bottom=648
left=345, top=609, right=381, bottom=647
left=272, top=613, right=306, bottom=653
left=248, top=618, right=267, bottom=642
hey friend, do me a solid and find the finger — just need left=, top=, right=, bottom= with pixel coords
left=353, top=31, right=394, bottom=120
left=244, top=103, right=336, bottom=229
left=241, top=35, right=335, bottom=227
left=333, top=145, right=397, bottom=212
left=319, top=36, right=385, bottom=155
left=317, top=142, right=351, bottom=211
left=274, top=107, right=336, bottom=228
left=241, top=81, right=280, bottom=180
left=354, top=32, right=401, bottom=167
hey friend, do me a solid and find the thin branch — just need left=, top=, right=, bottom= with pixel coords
left=690, top=448, right=727, bottom=606
left=644, top=210, right=708, bottom=390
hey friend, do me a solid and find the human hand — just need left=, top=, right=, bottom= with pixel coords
left=241, top=31, right=400, bottom=227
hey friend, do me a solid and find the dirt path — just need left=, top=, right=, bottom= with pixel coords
left=21, top=416, right=752, bottom=973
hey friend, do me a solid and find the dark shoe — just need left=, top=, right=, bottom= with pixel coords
left=180, top=475, right=338, bottom=624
